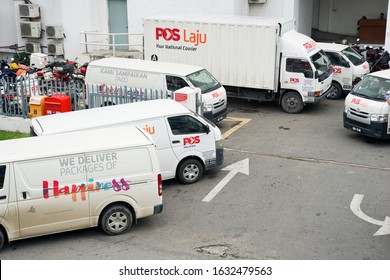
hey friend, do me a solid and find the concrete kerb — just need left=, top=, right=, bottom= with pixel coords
left=0, top=116, right=30, bottom=134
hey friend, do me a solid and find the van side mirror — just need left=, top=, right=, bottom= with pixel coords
left=204, top=124, right=210, bottom=134
left=342, top=61, right=350, bottom=68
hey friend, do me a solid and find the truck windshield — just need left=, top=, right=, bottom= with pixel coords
left=341, top=47, right=365, bottom=66
left=311, top=50, right=332, bottom=82
left=186, top=69, right=221, bottom=94
left=351, top=75, right=390, bottom=101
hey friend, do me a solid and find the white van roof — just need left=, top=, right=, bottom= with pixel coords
left=316, top=42, right=348, bottom=52
left=31, top=99, right=191, bottom=136
left=1, top=126, right=152, bottom=163
left=368, top=68, right=390, bottom=79
left=88, top=57, right=204, bottom=77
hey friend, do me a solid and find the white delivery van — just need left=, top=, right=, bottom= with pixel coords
left=317, top=42, right=370, bottom=99
left=31, top=99, right=224, bottom=184
left=0, top=126, right=163, bottom=251
left=344, top=69, right=390, bottom=139
left=143, top=15, right=333, bottom=113
left=84, top=57, right=227, bottom=123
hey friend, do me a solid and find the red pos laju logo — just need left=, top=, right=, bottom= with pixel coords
left=155, top=27, right=207, bottom=46
left=183, top=136, right=200, bottom=146
left=156, top=28, right=180, bottom=41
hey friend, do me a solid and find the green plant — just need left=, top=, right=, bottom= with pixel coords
left=0, top=130, right=29, bottom=141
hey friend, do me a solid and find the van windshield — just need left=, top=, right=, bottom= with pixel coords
left=351, top=75, right=390, bottom=101
left=311, top=50, right=332, bottom=82
left=341, top=47, right=365, bottom=66
left=186, top=69, right=221, bottom=94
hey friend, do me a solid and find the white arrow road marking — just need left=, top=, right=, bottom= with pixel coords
left=202, top=158, right=249, bottom=203
left=350, top=194, right=390, bottom=236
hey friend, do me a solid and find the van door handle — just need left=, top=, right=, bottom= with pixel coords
left=172, top=140, right=180, bottom=144
left=0, top=195, right=6, bottom=200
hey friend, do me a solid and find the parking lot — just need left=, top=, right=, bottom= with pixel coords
left=1, top=97, right=390, bottom=260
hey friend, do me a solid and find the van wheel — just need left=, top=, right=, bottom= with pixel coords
left=281, top=92, right=304, bottom=113
left=0, top=229, right=5, bottom=251
left=100, top=205, right=133, bottom=235
left=102, top=102, right=114, bottom=107
left=327, top=82, right=343, bottom=99
left=177, top=158, right=203, bottom=184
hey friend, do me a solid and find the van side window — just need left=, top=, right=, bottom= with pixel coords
left=286, top=58, right=313, bottom=78
left=0, top=165, right=6, bottom=189
left=166, top=76, right=189, bottom=91
left=168, top=115, right=208, bottom=135
left=325, top=52, right=347, bottom=67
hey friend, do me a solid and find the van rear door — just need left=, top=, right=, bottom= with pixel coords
left=166, top=114, right=215, bottom=161
left=0, top=164, right=10, bottom=222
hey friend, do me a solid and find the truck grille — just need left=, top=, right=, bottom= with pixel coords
left=350, top=108, right=369, bottom=119
left=347, top=118, right=370, bottom=129
left=213, top=99, right=225, bottom=109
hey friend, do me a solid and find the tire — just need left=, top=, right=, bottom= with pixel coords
left=100, top=205, right=133, bottom=236
left=102, top=102, right=114, bottom=107
left=281, top=92, right=304, bottom=114
left=327, top=82, right=343, bottom=100
left=0, top=229, right=5, bottom=251
left=177, top=158, right=203, bottom=184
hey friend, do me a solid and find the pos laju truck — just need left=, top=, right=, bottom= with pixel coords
left=143, top=15, right=333, bottom=113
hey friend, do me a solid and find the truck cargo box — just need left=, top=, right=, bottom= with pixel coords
left=144, top=15, right=295, bottom=91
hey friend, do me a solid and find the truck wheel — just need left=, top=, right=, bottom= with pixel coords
left=100, top=205, right=133, bottom=235
left=281, top=92, right=304, bottom=113
left=177, top=158, right=203, bottom=184
left=327, top=82, right=343, bottom=99
left=0, top=229, right=5, bottom=251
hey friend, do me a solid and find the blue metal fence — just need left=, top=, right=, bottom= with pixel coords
left=0, top=77, right=174, bottom=118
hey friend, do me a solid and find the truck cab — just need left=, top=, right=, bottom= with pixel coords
left=317, top=42, right=370, bottom=99
left=280, top=31, right=333, bottom=113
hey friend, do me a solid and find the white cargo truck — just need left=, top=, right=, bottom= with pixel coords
left=317, top=42, right=370, bottom=99
left=143, top=15, right=333, bottom=113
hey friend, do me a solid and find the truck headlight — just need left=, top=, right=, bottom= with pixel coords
left=203, top=104, right=213, bottom=112
left=370, top=113, right=388, bottom=122
left=344, top=106, right=349, bottom=113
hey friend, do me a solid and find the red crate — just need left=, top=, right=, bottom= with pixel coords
left=44, top=95, right=71, bottom=115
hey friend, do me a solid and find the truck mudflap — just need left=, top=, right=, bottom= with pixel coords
left=343, top=113, right=390, bottom=139
left=154, top=204, right=163, bottom=214
left=310, top=85, right=333, bottom=103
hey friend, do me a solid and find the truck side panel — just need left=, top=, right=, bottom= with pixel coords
left=144, top=18, right=280, bottom=91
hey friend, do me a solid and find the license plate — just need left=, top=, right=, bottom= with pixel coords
left=352, top=127, right=362, bottom=133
